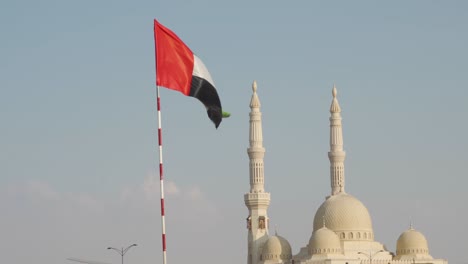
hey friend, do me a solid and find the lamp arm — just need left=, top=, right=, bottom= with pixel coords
left=122, top=244, right=137, bottom=255
left=107, top=247, right=123, bottom=256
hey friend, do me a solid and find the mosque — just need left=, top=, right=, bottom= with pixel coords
left=244, top=81, right=448, bottom=264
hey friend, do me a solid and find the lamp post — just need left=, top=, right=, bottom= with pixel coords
left=358, top=250, right=385, bottom=264
left=107, top=244, right=137, bottom=264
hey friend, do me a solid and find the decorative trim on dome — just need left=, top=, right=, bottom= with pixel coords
left=309, top=226, right=343, bottom=256
left=396, top=228, right=431, bottom=260
left=313, top=193, right=374, bottom=241
left=261, top=235, right=292, bottom=261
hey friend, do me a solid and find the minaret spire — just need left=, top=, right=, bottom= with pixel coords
left=328, top=84, right=346, bottom=195
left=245, top=81, right=270, bottom=264
left=248, top=80, right=265, bottom=192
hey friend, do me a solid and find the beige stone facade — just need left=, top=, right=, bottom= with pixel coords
left=244, top=83, right=447, bottom=264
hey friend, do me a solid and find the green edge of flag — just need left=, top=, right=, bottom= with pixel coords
left=222, top=111, right=231, bottom=118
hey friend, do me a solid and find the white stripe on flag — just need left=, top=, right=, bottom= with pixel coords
left=192, top=55, right=215, bottom=88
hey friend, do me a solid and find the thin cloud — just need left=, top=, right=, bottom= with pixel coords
left=1, top=177, right=222, bottom=264
left=165, top=181, right=180, bottom=196
left=186, top=185, right=203, bottom=200
left=142, top=174, right=181, bottom=201
left=69, top=193, right=103, bottom=211
left=4, top=180, right=60, bottom=200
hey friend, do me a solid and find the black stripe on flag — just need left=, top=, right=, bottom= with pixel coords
left=190, top=76, right=222, bottom=128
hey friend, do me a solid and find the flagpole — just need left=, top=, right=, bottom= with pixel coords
left=156, top=85, right=167, bottom=264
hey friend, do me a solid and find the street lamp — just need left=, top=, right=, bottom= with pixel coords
left=358, top=250, right=385, bottom=264
left=107, top=244, right=137, bottom=264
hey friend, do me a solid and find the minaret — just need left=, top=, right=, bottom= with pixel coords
left=328, top=84, right=346, bottom=195
left=244, top=81, right=271, bottom=264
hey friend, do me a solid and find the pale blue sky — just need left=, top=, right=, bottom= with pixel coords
left=1, top=1, right=467, bottom=264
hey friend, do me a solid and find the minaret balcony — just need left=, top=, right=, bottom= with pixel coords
left=244, top=193, right=271, bottom=207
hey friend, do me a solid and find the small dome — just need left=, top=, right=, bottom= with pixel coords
left=309, top=226, right=342, bottom=255
left=313, top=193, right=373, bottom=241
left=261, top=235, right=292, bottom=261
left=396, top=228, right=431, bottom=258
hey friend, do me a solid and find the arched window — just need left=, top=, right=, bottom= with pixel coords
left=349, top=232, right=354, bottom=239
left=341, top=232, right=345, bottom=239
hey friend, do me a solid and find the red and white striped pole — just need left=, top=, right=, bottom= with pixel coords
left=156, top=86, right=167, bottom=264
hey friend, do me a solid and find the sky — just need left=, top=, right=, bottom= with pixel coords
left=1, top=1, right=467, bottom=264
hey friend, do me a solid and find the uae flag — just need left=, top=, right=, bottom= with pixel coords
left=154, top=19, right=223, bottom=128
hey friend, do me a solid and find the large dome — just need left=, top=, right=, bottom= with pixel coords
left=261, top=235, right=292, bottom=261
left=396, top=228, right=432, bottom=260
left=309, top=226, right=342, bottom=255
left=313, top=193, right=373, bottom=241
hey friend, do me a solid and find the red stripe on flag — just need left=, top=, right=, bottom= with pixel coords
left=154, top=20, right=194, bottom=95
